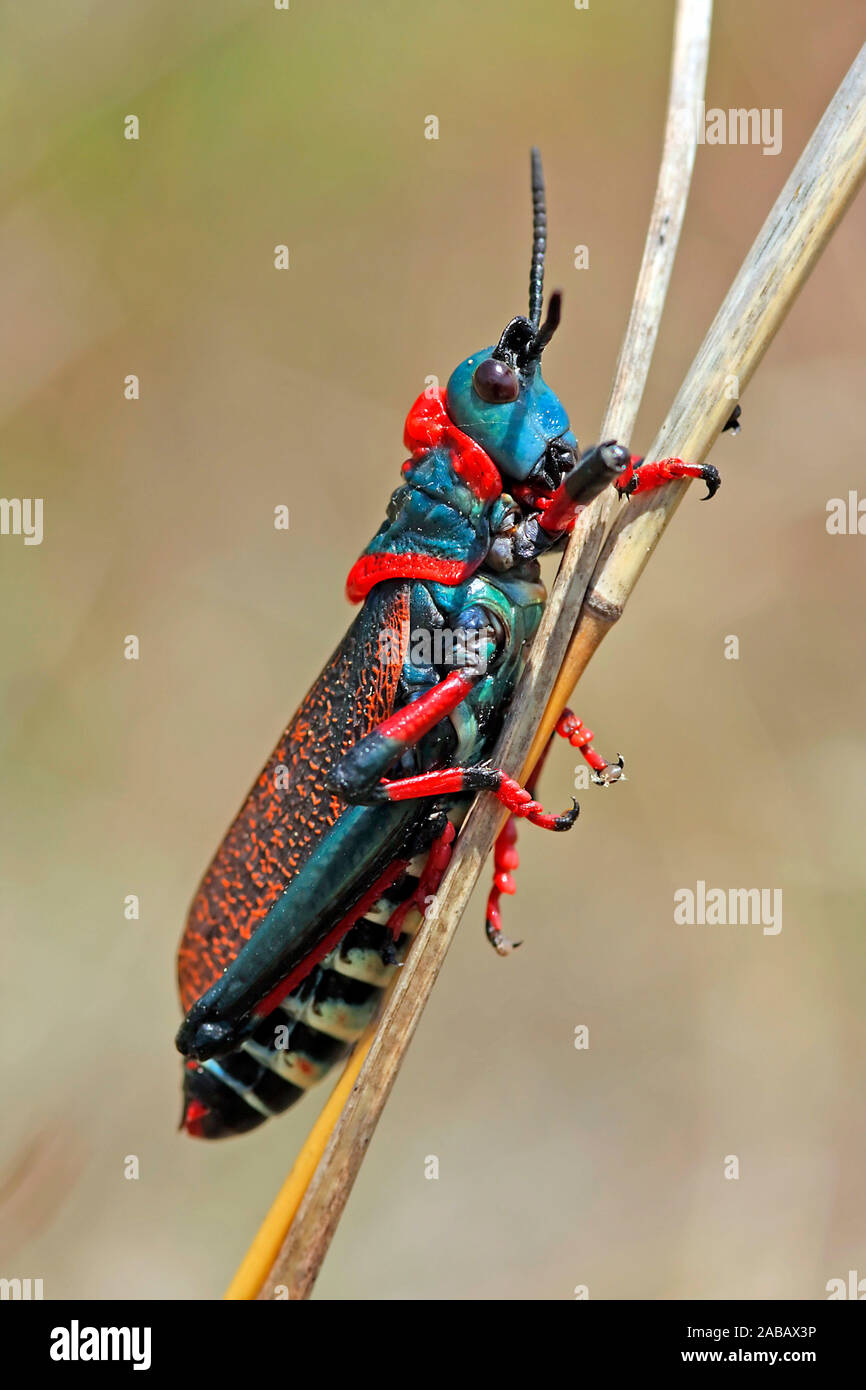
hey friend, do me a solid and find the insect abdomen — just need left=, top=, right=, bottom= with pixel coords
left=182, top=863, right=428, bottom=1138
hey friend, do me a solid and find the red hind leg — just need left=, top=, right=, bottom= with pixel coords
left=483, top=708, right=625, bottom=954
left=555, top=709, right=624, bottom=787
left=485, top=815, right=521, bottom=956
left=483, top=733, right=558, bottom=956
left=387, top=820, right=456, bottom=940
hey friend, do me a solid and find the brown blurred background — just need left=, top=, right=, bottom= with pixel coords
left=1, top=0, right=864, bottom=1301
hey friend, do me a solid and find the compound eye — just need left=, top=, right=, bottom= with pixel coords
left=472, top=358, right=520, bottom=404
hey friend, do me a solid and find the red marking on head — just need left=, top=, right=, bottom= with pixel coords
left=344, top=391, right=501, bottom=603
left=403, top=390, right=501, bottom=503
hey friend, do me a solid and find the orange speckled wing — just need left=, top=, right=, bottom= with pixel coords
left=177, top=583, right=410, bottom=1013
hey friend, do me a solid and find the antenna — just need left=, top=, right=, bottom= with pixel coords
left=528, top=147, right=547, bottom=331
left=492, top=152, right=561, bottom=371
left=529, top=289, right=561, bottom=360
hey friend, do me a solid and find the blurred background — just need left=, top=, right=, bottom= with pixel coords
left=1, top=0, right=864, bottom=1301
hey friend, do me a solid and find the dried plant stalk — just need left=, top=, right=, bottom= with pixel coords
left=529, top=40, right=866, bottom=762
left=255, top=0, right=714, bottom=1301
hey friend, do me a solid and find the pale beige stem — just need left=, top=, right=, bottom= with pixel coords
left=258, top=0, right=714, bottom=1301
left=531, top=40, right=866, bottom=750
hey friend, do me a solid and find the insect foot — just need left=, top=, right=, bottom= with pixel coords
left=699, top=464, right=722, bottom=500
left=485, top=915, right=522, bottom=956
left=555, top=710, right=623, bottom=786
left=591, top=754, right=625, bottom=787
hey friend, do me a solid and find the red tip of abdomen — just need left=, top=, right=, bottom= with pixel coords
left=182, top=1099, right=210, bottom=1138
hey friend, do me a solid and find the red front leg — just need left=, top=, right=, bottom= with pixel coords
left=328, top=670, right=480, bottom=804
left=615, top=454, right=721, bottom=500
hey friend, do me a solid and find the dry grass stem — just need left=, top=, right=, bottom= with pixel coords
left=256, top=0, right=715, bottom=1301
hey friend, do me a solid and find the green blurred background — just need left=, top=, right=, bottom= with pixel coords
left=1, top=0, right=864, bottom=1300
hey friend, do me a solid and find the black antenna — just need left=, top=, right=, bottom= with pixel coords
left=528, top=147, right=547, bottom=331
left=492, top=152, right=560, bottom=372
left=528, top=289, right=561, bottom=361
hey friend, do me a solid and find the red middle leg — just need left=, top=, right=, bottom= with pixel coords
left=378, top=763, right=579, bottom=831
